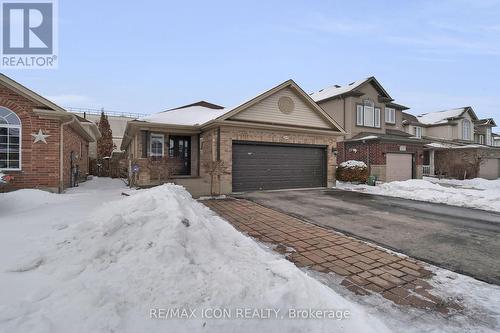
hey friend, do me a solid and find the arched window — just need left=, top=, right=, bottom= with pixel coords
left=0, top=107, right=21, bottom=170
left=462, top=119, right=471, bottom=141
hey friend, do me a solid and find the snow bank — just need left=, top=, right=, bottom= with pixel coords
left=339, top=160, right=367, bottom=169
left=0, top=184, right=390, bottom=333
left=0, top=189, right=68, bottom=215
left=424, top=176, right=500, bottom=190
left=337, top=179, right=500, bottom=212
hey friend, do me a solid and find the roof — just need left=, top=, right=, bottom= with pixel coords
left=139, top=105, right=228, bottom=126
left=402, top=112, right=419, bottom=124
left=349, top=131, right=424, bottom=144
left=474, top=118, right=497, bottom=127
left=310, top=76, right=393, bottom=103
left=417, top=106, right=477, bottom=125
left=136, top=79, right=344, bottom=131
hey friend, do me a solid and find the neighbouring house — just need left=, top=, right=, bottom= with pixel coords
left=0, top=74, right=98, bottom=193
left=402, top=107, right=500, bottom=179
left=310, top=76, right=425, bottom=182
left=493, top=133, right=500, bottom=147
left=121, top=80, right=345, bottom=197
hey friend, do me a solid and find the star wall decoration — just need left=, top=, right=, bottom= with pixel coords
left=31, top=129, right=50, bottom=144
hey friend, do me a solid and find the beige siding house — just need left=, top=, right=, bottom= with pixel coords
left=310, top=77, right=425, bottom=182
left=402, top=107, right=500, bottom=179
left=121, top=80, right=344, bottom=197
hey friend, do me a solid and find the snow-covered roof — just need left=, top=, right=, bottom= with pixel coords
left=139, top=105, right=228, bottom=126
left=310, top=78, right=371, bottom=102
left=417, top=107, right=469, bottom=125
left=352, top=135, right=379, bottom=141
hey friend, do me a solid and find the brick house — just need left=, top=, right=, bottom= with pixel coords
left=310, top=77, right=425, bottom=182
left=121, top=80, right=345, bottom=197
left=0, top=74, right=99, bottom=192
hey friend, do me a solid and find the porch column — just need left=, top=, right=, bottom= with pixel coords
left=429, top=150, right=435, bottom=176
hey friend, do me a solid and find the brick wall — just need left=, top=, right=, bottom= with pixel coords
left=338, top=141, right=423, bottom=166
left=62, top=125, right=89, bottom=188
left=0, top=85, right=61, bottom=192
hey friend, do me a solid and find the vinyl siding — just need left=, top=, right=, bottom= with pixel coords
left=230, top=87, right=332, bottom=129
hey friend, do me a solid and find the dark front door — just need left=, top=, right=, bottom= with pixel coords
left=232, top=142, right=327, bottom=192
left=169, top=136, right=191, bottom=175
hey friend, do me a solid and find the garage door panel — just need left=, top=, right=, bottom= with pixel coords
left=386, top=153, right=413, bottom=182
left=232, top=142, right=326, bottom=192
left=479, top=159, right=500, bottom=180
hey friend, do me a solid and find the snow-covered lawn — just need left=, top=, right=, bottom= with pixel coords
left=1, top=178, right=499, bottom=332
left=336, top=177, right=500, bottom=213
left=0, top=178, right=390, bottom=332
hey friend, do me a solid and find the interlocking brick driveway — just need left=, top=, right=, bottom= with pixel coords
left=202, top=198, right=462, bottom=313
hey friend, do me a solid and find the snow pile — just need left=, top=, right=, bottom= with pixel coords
left=0, top=183, right=390, bottom=333
left=337, top=179, right=500, bottom=212
left=339, top=160, right=367, bottom=169
left=0, top=172, right=6, bottom=184
left=424, top=177, right=500, bottom=191
left=0, top=189, right=68, bottom=215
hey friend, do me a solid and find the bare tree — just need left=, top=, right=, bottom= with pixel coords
left=147, top=156, right=183, bottom=183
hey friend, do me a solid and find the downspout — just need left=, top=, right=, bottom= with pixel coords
left=59, top=117, right=77, bottom=193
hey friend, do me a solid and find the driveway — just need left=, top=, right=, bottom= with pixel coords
left=236, top=189, right=500, bottom=285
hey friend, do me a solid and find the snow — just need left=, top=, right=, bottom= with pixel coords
left=0, top=178, right=391, bottom=333
left=417, top=108, right=466, bottom=125
left=339, top=160, right=367, bottom=169
left=0, top=172, right=6, bottom=184
left=353, top=135, right=379, bottom=141
left=310, top=78, right=369, bottom=102
left=336, top=178, right=500, bottom=213
left=139, top=105, right=228, bottom=126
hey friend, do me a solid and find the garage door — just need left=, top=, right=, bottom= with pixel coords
left=232, top=142, right=327, bottom=192
left=479, top=159, right=500, bottom=180
left=386, top=153, right=413, bottom=182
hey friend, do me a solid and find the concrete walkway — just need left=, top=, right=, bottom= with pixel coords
left=202, top=198, right=462, bottom=313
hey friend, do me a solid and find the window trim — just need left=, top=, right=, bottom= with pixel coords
left=385, top=107, right=396, bottom=124
left=462, top=119, right=471, bottom=141
left=0, top=107, right=22, bottom=171
left=414, top=126, right=422, bottom=139
left=149, top=133, right=164, bottom=157
left=486, top=128, right=492, bottom=146
left=479, top=134, right=485, bottom=145
left=355, top=100, right=381, bottom=129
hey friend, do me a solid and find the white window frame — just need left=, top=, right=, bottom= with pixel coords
left=486, top=128, right=492, bottom=146
left=462, top=119, right=471, bottom=141
left=150, top=133, right=164, bottom=157
left=385, top=107, right=396, bottom=124
left=479, top=134, right=484, bottom=145
left=0, top=107, right=22, bottom=171
left=356, top=99, right=380, bottom=128
left=414, top=126, right=422, bottom=139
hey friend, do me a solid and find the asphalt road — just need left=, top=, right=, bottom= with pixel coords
left=236, top=189, right=500, bottom=285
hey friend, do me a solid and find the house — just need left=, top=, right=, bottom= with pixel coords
left=493, top=133, right=500, bottom=147
left=402, top=107, right=500, bottom=179
left=0, top=74, right=98, bottom=192
left=121, top=80, right=345, bottom=197
left=310, top=77, right=425, bottom=182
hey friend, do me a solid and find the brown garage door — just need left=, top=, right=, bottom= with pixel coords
left=232, top=142, right=327, bottom=192
left=479, top=159, right=500, bottom=179
left=386, top=153, right=413, bottom=182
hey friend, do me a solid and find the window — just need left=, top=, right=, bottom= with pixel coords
left=414, top=126, right=422, bottom=139
left=0, top=107, right=21, bottom=170
left=150, top=133, right=164, bottom=157
left=356, top=99, right=380, bottom=128
left=462, top=119, right=471, bottom=141
left=486, top=128, right=492, bottom=146
left=479, top=135, right=484, bottom=145
left=385, top=107, right=396, bottom=124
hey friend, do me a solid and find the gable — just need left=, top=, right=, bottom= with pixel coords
left=229, top=87, right=334, bottom=130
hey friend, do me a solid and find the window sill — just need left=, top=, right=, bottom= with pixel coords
left=355, top=125, right=382, bottom=129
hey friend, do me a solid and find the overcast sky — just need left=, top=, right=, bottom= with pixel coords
left=3, top=0, right=500, bottom=127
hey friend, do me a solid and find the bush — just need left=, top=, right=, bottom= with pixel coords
left=336, top=160, right=369, bottom=183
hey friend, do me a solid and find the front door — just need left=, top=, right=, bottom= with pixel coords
left=169, top=136, right=191, bottom=175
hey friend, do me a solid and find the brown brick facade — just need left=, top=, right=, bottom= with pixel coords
left=62, top=125, right=90, bottom=188
left=0, top=84, right=90, bottom=192
left=337, top=141, right=424, bottom=166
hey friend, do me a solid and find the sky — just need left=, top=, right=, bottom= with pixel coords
left=2, top=0, right=500, bottom=127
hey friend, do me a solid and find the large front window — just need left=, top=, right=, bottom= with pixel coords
left=0, top=107, right=21, bottom=170
left=385, top=107, right=396, bottom=124
left=462, top=119, right=471, bottom=140
left=356, top=99, right=380, bottom=128
left=486, top=128, right=492, bottom=145
left=150, top=133, right=164, bottom=157
left=414, top=126, right=422, bottom=139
